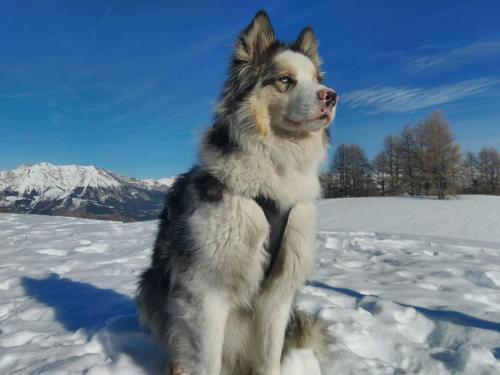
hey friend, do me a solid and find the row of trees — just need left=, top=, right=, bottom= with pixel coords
left=322, top=111, right=500, bottom=199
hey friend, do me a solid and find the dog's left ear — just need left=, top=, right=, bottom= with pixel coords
left=294, top=27, right=320, bottom=66
left=234, top=10, right=276, bottom=65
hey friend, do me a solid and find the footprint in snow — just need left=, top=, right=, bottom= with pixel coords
left=464, top=270, right=498, bottom=289
left=0, top=330, right=42, bottom=347
left=37, top=249, right=67, bottom=257
left=325, top=237, right=343, bottom=250
left=417, top=282, right=440, bottom=291
left=74, top=243, right=110, bottom=253
left=0, top=278, right=14, bottom=291
left=15, top=225, right=31, bottom=230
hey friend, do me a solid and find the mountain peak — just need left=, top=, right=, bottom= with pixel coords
left=0, top=163, right=174, bottom=221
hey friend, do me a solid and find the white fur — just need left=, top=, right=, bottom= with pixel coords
left=274, top=50, right=316, bottom=81
left=274, top=50, right=333, bottom=131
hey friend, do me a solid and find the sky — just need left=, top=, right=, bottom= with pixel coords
left=1, top=0, right=499, bottom=179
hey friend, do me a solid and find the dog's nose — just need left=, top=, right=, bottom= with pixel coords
left=317, top=89, right=337, bottom=106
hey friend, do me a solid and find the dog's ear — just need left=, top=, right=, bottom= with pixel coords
left=294, top=27, right=320, bottom=66
left=234, top=10, right=276, bottom=65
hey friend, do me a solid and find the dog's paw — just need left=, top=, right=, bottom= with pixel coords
left=166, top=363, right=189, bottom=375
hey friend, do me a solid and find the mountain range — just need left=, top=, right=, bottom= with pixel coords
left=0, top=162, right=174, bottom=221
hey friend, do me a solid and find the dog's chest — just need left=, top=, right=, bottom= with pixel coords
left=189, top=194, right=309, bottom=304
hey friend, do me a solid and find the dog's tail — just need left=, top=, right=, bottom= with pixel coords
left=282, top=309, right=333, bottom=360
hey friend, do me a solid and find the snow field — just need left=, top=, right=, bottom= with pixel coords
left=1, top=195, right=499, bottom=374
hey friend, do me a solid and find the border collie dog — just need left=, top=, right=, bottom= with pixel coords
left=137, top=10, right=337, bottom=375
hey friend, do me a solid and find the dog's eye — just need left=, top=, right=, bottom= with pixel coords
left=278, top=76, right=293, bottom=84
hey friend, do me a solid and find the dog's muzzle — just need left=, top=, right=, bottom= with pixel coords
left=317, top=88, right=337, bottom=120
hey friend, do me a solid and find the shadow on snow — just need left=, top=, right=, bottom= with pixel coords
left=21, top=274, right=500, bottom=372
left=310, top=280, right=500, bottom=333
left=21, top=273, right=165, bottom=374
left=309, top=280, right=500, bottom=370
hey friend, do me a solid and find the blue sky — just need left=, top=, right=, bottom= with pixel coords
left=1, top=0, right=499, bottom=178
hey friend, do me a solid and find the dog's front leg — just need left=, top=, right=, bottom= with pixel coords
left=252, top=289, right=295, bottom=375
left=193, top=292, right=231, bottom=375
left=168, top=291, right=231, bottom=375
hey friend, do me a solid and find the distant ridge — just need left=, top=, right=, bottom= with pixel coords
left=0, top=162, right=174, bottom=221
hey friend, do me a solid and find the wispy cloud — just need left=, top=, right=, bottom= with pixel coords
left=0, top=91, right=55, bottom=99
left=344, top=77, right=500, bottom=113
left=407, top=40, right=500, bottom=72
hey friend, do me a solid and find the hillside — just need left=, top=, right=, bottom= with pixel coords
left=0, top=162, right=173, bottom=221
left=0, top=196, right=499, bottom=374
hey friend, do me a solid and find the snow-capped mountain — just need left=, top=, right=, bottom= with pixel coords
left=0, top=162, right=173, bottom=221
left=142, top=177, right=177, bottom=190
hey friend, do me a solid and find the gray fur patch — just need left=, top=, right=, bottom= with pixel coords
left=283, top=309, right=333, bottom=360
left=194, top=171, right=226, bottom=202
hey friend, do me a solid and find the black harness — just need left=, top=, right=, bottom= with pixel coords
left=254, top=196, right=293, bottom=280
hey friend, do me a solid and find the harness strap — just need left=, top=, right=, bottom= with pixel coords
left=254, top=196, right=293, bottom=280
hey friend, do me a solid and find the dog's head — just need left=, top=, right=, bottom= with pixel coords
left=220, top=11, right=337, bottom=135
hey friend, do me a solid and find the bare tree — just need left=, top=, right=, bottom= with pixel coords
left=319, top=173, right=335, bottom=198
left=349, top=145, right=373, bottom=196
left=372, top=152, right=388, bottom=196
left=478, top=148, right=500, bottom=194
left=398, top=125, right=418, bottom=195
left=381, top=135, right=402, bottom=194
left=329, top=144, right=350, bottom=197
left=417, top=111, right=461, bottom=199
left=413, top=125, right=428, bottom=195
left=462, top=151, right=479, bottom=194
left=328, top=144, right=372, bottom=197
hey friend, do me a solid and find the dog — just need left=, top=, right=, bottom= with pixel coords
left=136, top=10, right=337, bottom=375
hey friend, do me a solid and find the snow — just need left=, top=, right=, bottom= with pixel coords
left=0, top=162, right=122, bottom=194
left=317, top=195, right=500, bottom=244
left=142, top=177, right=176, bottom=189
left=1, top=196, right=500, bottom=374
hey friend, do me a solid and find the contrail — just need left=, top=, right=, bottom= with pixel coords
left=88, top=0, right=114, bottom=45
